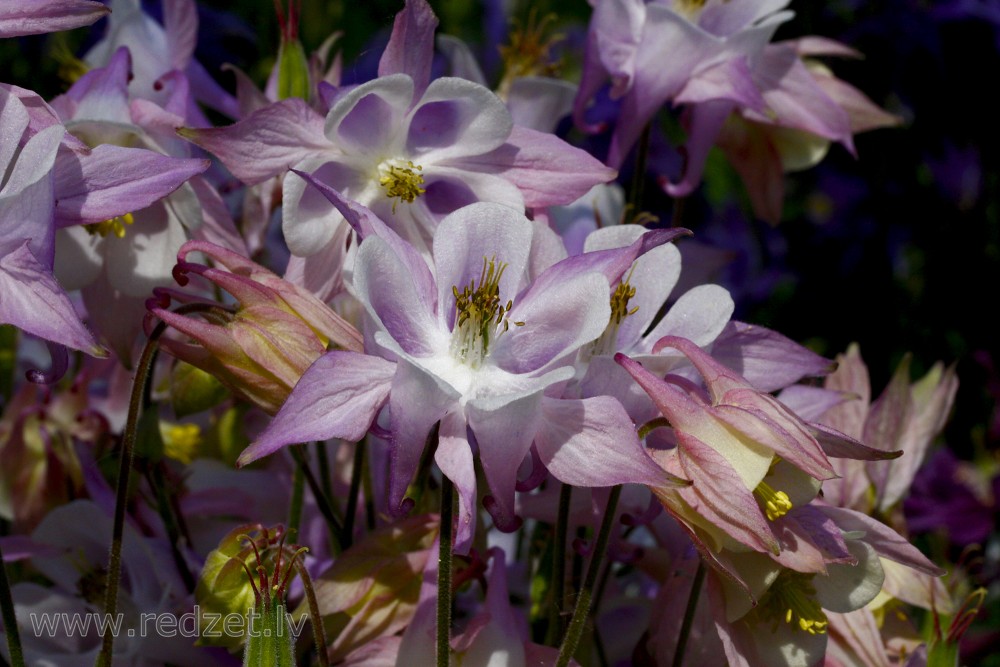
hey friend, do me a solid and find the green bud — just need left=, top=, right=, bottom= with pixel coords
left=277, top=38, right=310, bottom=101
left=171, top=361, right=230, bottom=417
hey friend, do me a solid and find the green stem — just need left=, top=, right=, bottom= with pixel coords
left=288, top=452, right=305, bottom=541
left=626, top=123, right=653, bottom=225
left=292, top=558, right=329, bottom=667
left=437, top=474, right=454, bottom=667
left=556, top=485, right=622, bottom=667
left=671, top=561, right=706, bottom=667
left=342, top=442, right=365, bottom=549
left=545, top=483, right=573, bottom=644
left=0, top=541, right=25, bottom=667
left=96, top=324, right=164, bottom=667
left=315, top=442, right=338, bottom=517
left=289, top=445, right=344, bottom=553
left=361, top=445, right=376, bottom=531
left=96, top=303, right=231, bottom=667
left=144, top=467, right=195, bottom=591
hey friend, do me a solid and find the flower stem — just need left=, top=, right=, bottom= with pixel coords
left=288, top=452, right=305, bottom=540
left=556, top=485, right=622, bottom=667
left=96, top=325, right=164, bottom=666
left=292, top=557, right=329, bottom=667
left=626, top=123, right=653, bottom=225
left=545, top=483, right=573, bottom=644
left=289, top=445, right=344, bottom=553
left=95, top=303, right=229, bottom=667
left=437, top=474, right=454, bottom=667
left=342, top=442, right=366, bottom=549
left=0, top=541, right=25, bottom=667
left=671, top=561, right=706, bottom=667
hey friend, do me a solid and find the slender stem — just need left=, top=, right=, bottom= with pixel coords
left=342, top=442, right=365, bottom=549
left=670, top=196, right=686, bottom=229
left=289, top=445, right=344, bottom=553
left=288, top=451, right=305, bottom=540
left=0, top=541, right=25, bottom=667
left=96, top=322, right=165, bottom=667
left=626, top=123, right=653, bottom=225
left=95, top=303, right=233, bottom=667
left=556, top=485, right=622, bottom=667
left=361, top=445, right=376, bottom=531
left=293, top=558, right=329, bottom=667
left=545, top=483, right=573, bottom=644
left=671, top=561, right=706, bottom=667
left=144, top=467, right=195, bottom=591
left=437, top=474, right=454, bottom=667
left=315, top=441, right=337, bottom=515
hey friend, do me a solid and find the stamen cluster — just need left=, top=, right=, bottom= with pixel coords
left=450, top=256, right=522, bottom=367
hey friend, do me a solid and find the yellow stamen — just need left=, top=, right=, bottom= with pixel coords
left=450, top=256, right=522, bottom=367
left=378, top=159, right=425, bottom=212
left=50, top=34, right=90, bottom=85
left=583, top=274, right=638, bottom=360
left=759, top=570, right=828, bottom=635
left=755, top=480, right=793, bottom=521
left=497, top=9, right=563, bottom=97
left=161, top=422, right=201, bottom=465
left=85, top=213, right=135, bottom=239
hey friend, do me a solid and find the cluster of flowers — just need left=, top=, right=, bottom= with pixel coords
left=0, top=1, right=980, bottom=666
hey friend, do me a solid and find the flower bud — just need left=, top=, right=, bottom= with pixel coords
left=148, top=240, right=362, bottom=414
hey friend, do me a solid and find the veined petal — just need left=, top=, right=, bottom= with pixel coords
left=817, top=507, right=944, bottom=576
left=283, top=158, right=366, bottom=256
left=809, top=423, right=902, bottom=461
left=355, top=238, right=443, bottom=357
left=434, top=412, right=477, bottom=554
left=238, top=351, right=395, bottom=465
left=674, top=430, right=779, bottom=555
left=405, top=77, right=512, bottom=163
left=643, top=284, right=734, bottom=351
left=0, top=0, right=108, bottom=37
left=53, top=145, right=208, bottom=225
left=388, top=360, right=459, bottom=514
left=535, top=396, right=676, bottom=488
left=492, top=271, right=610, bottom=374
left=180, top=98, right=330, bottom=184
left=378, top=0, right=438, bottom=98
left=457, top=126, right=617, bottom=208
left=0, top=242, right=105, bottom=356
left=104, top=202, right=187, bottom=297
left=467, top=391, right=541, bottom=533
left=324, top=74, right=414, bottom=154
left=507, top=77, right=577, bottom=134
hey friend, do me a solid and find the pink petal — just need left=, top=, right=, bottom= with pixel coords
left=238, top=352, right=395, bottom=465
left=378, top=0, right=439, bottom=98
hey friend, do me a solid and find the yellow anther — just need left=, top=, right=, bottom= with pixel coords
left=450, top=256, right=520, bottom=367
left=755, top=480, right=793, bottom=521
left=378, top=159, right=426, bottom=212
left=497, top=9, right=563, bottom=97
left=85, top=213, right=135, bottom=239
left=759, top=570, right=828, bottom=635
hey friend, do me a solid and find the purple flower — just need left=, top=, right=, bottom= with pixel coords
left=0, top=0, right=107, bottom=38
left=241, top=184, right=685, bottom=553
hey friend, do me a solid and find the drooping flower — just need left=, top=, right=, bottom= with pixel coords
left=574, top=0, right=793, bottom=167
left=149, top=240, right=363, bottom=415
left=241, top=183, right=685, bottom=553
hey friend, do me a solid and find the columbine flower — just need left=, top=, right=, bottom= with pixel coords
left=616, top=336, right=898, bottom=558
left=149, top=240, right=363, bottom=415
left=574, top=0, right=793, bottom=167
left=240, top=183, right=683, bottom=553
left=185, top=0, right=614, bottom=265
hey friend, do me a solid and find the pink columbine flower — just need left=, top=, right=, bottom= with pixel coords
left=240, top=180, right=685, bottom=553
left=574, top=0, right=793, bottom=167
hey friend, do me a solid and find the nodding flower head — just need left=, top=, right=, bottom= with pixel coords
left=147, top=240, right=362, bottom=414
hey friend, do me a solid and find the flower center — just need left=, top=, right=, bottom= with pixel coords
left=754, top=480, right=793, bottom=521
left=378, top=158, right=426, bottom=212
left=758, top=570, right=828, bottom=635
left=84, top=213, right=135, bottom=239
left=583, top=278, right=638, bottom=360
left=450, top=256, right=523, bottom=368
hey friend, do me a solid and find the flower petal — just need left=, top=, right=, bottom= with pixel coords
left=238, top=351, right=395, bottom=465
left=434, top=411, right=478, bottom=554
